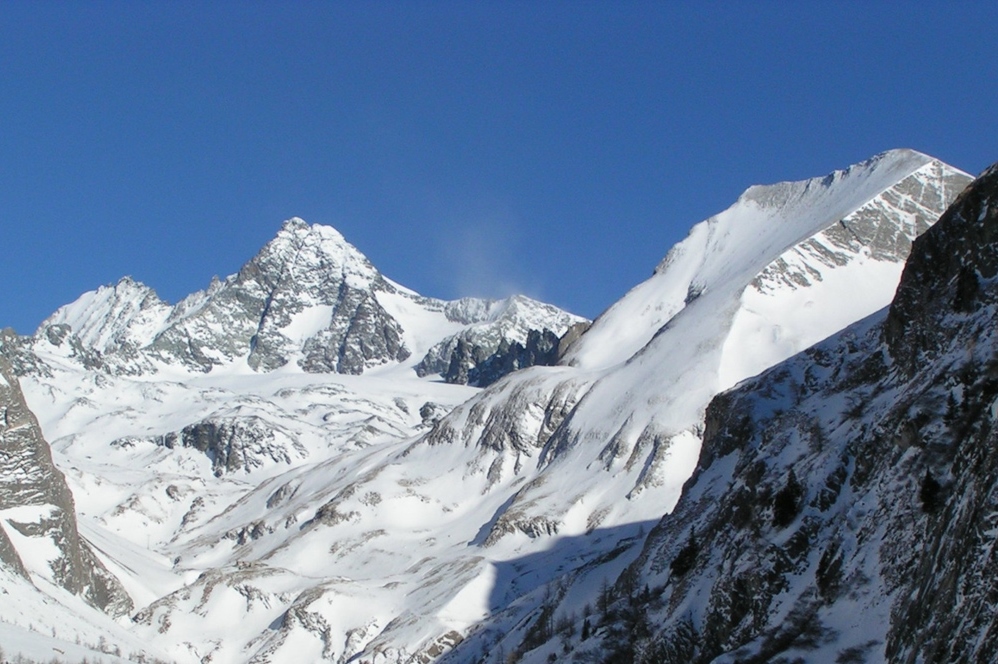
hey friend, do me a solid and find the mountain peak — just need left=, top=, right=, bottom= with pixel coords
left=567, top=151, right=970, bottom=374
left=281, top=216, right=309, bottom=231
left=276, top=216, right=346, bottom=244
left=39, top=275, right=170, bottom=354
left=261, top=218, right=375, bottom=285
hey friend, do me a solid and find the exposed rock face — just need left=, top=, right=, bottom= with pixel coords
left=296, top=288, right=409, bottom=374
left=886, top=162, right=998, bottom=375
left=460, top=328, right=561, bottom=387
left=416, top=295, right=585, bottom=384
left=31, top=220, right=584, bottom=380
left=555, top=320, right=591, bottom=360
left=148, top=219, right=412, bottom=374
left=750, top=158, right=972, bottom=293
left=547, top=163, right=998, bottom=663
left=152, top=416, right=306, bottom=477
left=0, top=358, right=132, bottom=616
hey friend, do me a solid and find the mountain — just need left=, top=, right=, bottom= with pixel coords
left=37, top=218, right=584, bottom=378
left=0, top=219, right=584, bottom=661
left=416, top=149, right=969, bottom=549
left=519, top=159, right=998, bottom=664
left=0, top=355, right=131, bottom=616
left=0, top=149, right=979, bottom=662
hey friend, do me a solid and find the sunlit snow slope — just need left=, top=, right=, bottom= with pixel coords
left=0, top=149, right=971, bottom=663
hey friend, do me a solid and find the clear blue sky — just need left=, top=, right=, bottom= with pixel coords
left=2, top=1, right=996, bottom=333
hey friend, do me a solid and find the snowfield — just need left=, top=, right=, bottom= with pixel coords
left=0, top=149, right=973, bottom=662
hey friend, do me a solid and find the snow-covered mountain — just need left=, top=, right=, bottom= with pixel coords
left=0, top=218, right=584, bottom=661
left=0, top=149, right=978, bottom=662
left=531, top=158, right=998, bottom=663
left=39, top=219, right=583, bottom=378
left=416, top=149, right=969, bottom=552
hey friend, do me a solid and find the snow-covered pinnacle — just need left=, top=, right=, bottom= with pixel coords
left=41, top=276, right=171, bottom=355
left=264, top=217, right=382, bottom=291
left=138, top=217, right=408, bottom=373
left=29, top=218, right=584, bottom=379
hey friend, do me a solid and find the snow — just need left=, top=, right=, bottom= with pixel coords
left=566, top=149, right=941, bottom=372
left=374, top=289, right=467, bottom=360
left=719, top=253, right=904, bottom=390
left=281, top=304, right=335, bottom=343
left=0, top=505, right=60, bottom=583
left=0, top=150, right=973, bottom=663
left=41, top=276, right=173, bottom=352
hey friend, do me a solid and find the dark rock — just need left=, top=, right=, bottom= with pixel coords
left=556, top=320, right=591, bottom=361
left=298, top=287, right=409, bottom=374
left=0, top=358, right=132, bottom=616
left=149, top=415, right=303, bottom=476
left=419, top=402, right=447, bottom=427
left=436, top=328, right=562, bottom=387
left=885, top=164, right=998, bottom=376
left=415, top=296, right=586, bottom=382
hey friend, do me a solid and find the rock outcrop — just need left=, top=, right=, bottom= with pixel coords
left=0, top=358, right=132, bottom=616
left=415, top=295, right=585, bottom=384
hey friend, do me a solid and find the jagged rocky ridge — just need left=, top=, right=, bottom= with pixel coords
left=36, top=219, right=584, bottom=379
left=494, top=163, right=998, bottom=663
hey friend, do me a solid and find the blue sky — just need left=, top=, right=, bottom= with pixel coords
left=2, top=2, right=996, bottom=333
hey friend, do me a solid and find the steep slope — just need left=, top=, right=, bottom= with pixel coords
left=565, top=150, right=966, bottom=374
left=96, top=150, right=972, bottom=663
left=0, top=357, right=132, bottom=616
left=519, top=161, right=998, bottom=663
left=426, top=150, right=969, bottom=541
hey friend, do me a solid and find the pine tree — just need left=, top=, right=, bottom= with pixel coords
left=772, top=468, right=804, bottom=528
left=670, top=528, right=698, bottom=577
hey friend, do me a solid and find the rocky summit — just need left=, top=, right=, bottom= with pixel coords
left=3, top=150, right=997, bottom=664
left=36, top=219, right=584, bottom=379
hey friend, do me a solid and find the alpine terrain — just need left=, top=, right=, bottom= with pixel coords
left=0, top=148, right=985, bottom=663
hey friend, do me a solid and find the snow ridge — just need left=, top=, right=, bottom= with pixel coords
left=0, top=150, right=975, bottom=663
